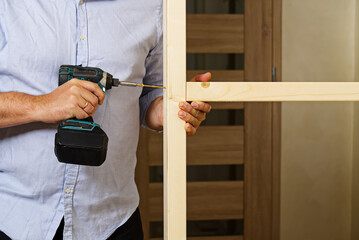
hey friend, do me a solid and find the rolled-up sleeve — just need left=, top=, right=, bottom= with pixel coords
left=140, top=33, right=163, bottom=128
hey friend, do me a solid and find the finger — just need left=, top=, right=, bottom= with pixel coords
left=74, top=105, right=90, bottom=120
left=66, top=80, right=99, bottom=115
left=75, top=79, right=105, bottom=105
left=191, top=101, right=211, bottom=114
left=81, top=100, right=96, bottom=116
left=178, top=110, right=201, bottom=128
left=65, top=85, right=95, bottom=116
left=179, top=102, right=206, bottom=122
left=79, top=87, right=100, bottom=109
left=185, top=123, right=197, bottom=136
left=190, top=72, right=211, bottom=82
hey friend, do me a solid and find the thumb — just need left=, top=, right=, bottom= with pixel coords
left=190, top=72, right=211, bottom=82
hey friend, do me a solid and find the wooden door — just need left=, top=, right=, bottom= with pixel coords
left=135, top=0, right=281, bottom=239
left=244, top=0, right=281, bottom=239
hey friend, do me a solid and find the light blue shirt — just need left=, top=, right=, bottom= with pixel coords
left=0, top=0, right=163, bottom=239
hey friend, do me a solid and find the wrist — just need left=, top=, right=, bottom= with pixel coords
left=31, top=94, right=49, bottom=123
left=145, top=96, right=163, bottom=131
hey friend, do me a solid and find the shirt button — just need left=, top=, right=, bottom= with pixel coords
left=65, top=188, right=71, bottom=194
left=80, top=35, right=85, bottom=40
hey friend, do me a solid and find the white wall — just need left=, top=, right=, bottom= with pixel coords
left=281, top=0, right=356, bottom=239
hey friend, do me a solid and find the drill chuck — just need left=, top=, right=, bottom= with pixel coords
left=112, top=78, right=120, bottom=87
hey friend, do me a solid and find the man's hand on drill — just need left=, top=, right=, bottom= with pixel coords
left=36, top=79, right=105, bottom=123
left=145, top=72, right=212, bottom=136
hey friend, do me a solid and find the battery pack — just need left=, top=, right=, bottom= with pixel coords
left=54, top=119, right=108, bottom=166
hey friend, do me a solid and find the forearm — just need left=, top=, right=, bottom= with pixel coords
left=0, top=79, right=105, bottom=128
left=0, top=91, right=43, bottom=128
left=145, top=96, right=163, bottom=131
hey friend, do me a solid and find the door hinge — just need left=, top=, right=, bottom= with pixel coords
left=272, top=67, right=276, bottom=82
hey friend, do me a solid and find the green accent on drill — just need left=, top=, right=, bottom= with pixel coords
left=59, top=65, right=100, bottom=83
left=60, top=119, right=100, bottom=132
left=97, top=81, right=106, bottom=92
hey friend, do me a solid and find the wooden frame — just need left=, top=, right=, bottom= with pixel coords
left=163, top=0, right=187, bottom=239
left=163, top=0, right=359, bottom=240
left=165, top=80, right=359, bottom=240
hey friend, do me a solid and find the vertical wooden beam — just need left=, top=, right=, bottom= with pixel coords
left=163, top=0, right=187, bottom=239
left=244, top=0, right=274, bottom=240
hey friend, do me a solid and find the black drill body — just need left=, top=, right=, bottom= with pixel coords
left=58, top=65, right=119, bottom=91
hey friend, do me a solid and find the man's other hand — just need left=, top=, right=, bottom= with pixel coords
left=178, top=72, right=212, bottom=136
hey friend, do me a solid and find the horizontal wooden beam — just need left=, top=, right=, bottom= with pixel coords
left=187, top=126, right=244, bottom=166
left=187, top=14, right=244, bottom=53
left=148, top=126, right=244, bottom=166
left=149, top=181, right=244, bottom=221
left=187, top=82, right=359, bottom=102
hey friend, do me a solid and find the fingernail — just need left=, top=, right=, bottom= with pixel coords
left=179, top=111, right=186, bottom=118
left=179, top=102, right=185, bottom=109
left=191, top=102, right=199, bottom=108
left=196, top=72, right=211, bottom=80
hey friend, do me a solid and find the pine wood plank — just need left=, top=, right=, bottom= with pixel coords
left=148, top=126, right=244, bottom=166
left=149, top=181, right=244, bottom=221
left=163, top=0, right=186, bottom=238
left=187, top=82, right=359, bottom=102
left=187, top=14, right=244, bottom=53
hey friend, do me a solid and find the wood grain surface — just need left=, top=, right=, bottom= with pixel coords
left=187, top=82, right=359, bottom=102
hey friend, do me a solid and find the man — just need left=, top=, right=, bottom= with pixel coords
left=0, top=1, right=211, bottom=239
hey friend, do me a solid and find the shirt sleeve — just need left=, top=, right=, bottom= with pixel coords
left=139, top=33, right=164, bottom=129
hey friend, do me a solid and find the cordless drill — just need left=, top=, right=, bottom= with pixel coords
left=54, top=65, right=164, bottom=166
left=54, top=65, right=119, bottom=166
